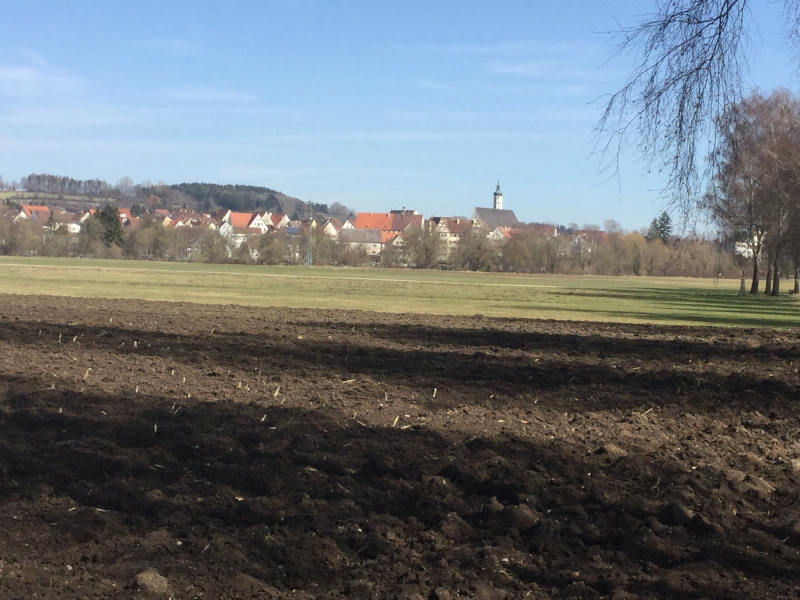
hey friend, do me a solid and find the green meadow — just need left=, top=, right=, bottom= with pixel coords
left=0, top=256, right=797, bottom=328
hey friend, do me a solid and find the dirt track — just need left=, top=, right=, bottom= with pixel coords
left=1, top=293, right=800, bottom=599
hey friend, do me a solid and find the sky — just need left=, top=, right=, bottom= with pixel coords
left=0, top=1, right=797, bottom=231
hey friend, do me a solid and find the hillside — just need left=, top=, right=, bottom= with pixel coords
left=169, top=182, right=329, bottom=217
left=3, top=174, right=353, bottom=219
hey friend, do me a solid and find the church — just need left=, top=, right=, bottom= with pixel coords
left=473, top=182, right=519, bottom=230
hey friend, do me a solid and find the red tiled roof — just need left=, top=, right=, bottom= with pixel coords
left=171, top=209, right=202, bottom=221
left=354, top=212, right=423, bottom=231
left=49, top=209, right=74, bottom=224
left=228, top=211, right=254, bottom=228
left=325, top=217, right=343, bottom=229
left=388, top=213, right=422, bottom=231
left=21, top=204, right=50, bottom=218
left=381, top=231, right=399, bottom=244
left=354, top=212, right=391, bottom=230
left=444, top=217, right=472, bottom=234
left=575, top=230, right=608, bottom=244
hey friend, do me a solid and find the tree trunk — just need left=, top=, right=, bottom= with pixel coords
left=750, top=257, right=759, bottom=294
left=794, top=265, right=799, bottom=294
left=771, top=256, right=780, bottom=296
left=764, top=264, right=772, bottom=296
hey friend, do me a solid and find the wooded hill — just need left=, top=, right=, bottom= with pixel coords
left=2, top=174, right=352, bottom=220
left=169, top=182, right=331, bottom=217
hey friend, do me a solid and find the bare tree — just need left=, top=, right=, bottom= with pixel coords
left=759, top=92, right=800, bottom=295
left=787, top=202, right=800, bottom=293
left=704, top=92, right=768, bottom=292
left=704, top=89, right=800, bottom=294
left=116, top=176, right=135, bottom=198
left=598, top=0, right=800, bottom=212
left=402, top=222, right=442, bottom=269
left=603, top=219, right=624, bottom=234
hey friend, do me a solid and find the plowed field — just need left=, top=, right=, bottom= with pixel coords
left=1, top=293, right=800, bottom=599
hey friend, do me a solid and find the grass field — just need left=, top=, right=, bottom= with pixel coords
left=0, top=255, right=797, bottom=328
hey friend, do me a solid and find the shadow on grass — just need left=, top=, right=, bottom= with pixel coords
left=1, top=377, right=799, bottom=598
left=545, top=287, right=800, bottom=328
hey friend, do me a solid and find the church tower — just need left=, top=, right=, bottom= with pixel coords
left=493, top=181, right=503, bottom=210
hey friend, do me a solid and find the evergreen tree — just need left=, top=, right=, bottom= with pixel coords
left=646, top=211, right=672, bottom=243
left=98, top=204, right=123, bottom=247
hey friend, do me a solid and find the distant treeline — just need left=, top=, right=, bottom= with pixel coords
left=171, top=183, right=329, bottom=215
left=18, top=173, right=117, bottom=197
left=3, top=173, right=351, bottom=220
left=0, top=204, right=744, bottom=279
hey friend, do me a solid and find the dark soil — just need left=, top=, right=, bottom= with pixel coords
left=1, top=293, right=800, bottom=599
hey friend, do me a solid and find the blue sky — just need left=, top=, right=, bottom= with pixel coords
left=0, top=1, right=796, bottom=230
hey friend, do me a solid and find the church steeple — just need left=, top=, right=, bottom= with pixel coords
left=493, top=180, right=503, bottom=210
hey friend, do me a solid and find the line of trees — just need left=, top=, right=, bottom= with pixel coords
left=17, top=174, right=130, bottom=197
left=477, top=230, right=736, bottom=278
left=0, top=205, right=741, bottom=278
left=704, top=89, right=800, bottom=295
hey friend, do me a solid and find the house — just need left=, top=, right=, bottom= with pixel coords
left=117, top=208, right=133, bottom=225
left=219, top=223, right=263, bottom=247
left=354, top=210, right=422, bottom=233
left=14, top=204, right=50, bottom=224
left=13, top=205, right=97, bottom=234
left=430, top=216, right=473, bottom=259
left=381, top=231, right=400, bottom=246
left=340, top=228, right=384, bottom=256
left=151, top=208, right=173, bottom=227
left=354, top=212, right=391, bottom=230
left=320, top=217, right=344, bottom=239
left=735, top=241, right=754, bottom=259
left=49, top=209, right=86, bottom=234
left=227, top=211, right=271, bottom=234
left=209, top=208, right=231, bottom=224
left=169, top=208, right=206, bottom=228
left=167, top=209, right=216, bottom=229
left=486, top=226, right=513, bottom=243
left=387, top=210, right=423, bottom=232
left=573, top=230, right=607, bottom=247
left=269, top=213, right=290, bottom=229
left=219, top=211, right=272, bottom=247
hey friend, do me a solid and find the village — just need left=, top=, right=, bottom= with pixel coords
left=4, top=183, right=582, bottom=266
left=2, top=181, right=745, bottom=277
